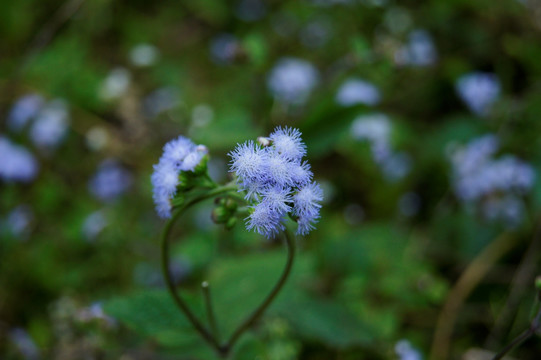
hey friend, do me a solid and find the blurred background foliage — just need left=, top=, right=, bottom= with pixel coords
left=2, top=0, right=541, bottom=359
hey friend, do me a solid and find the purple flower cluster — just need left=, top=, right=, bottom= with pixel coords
left=450, top=134, right=535, bottom=227
left=451, top=135, right=535, bottom=202
left=229, top=127, right=323, bottom=237
left=151, top=136, right=208, bottom=218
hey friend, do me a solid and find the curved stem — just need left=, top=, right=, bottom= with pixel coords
left=161, top=182, right=296, bottom=358
left=161, top=182, right=238, bottom=352
left=222, top=229, right=296, bottom=355
left=161, top=205, right=220, bottom=350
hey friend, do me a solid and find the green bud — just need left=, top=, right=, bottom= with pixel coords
left=225, top=216, right=237, bottom=230
left=212, top=206, right=230, bottom=224
left=224, top=198, right=238, bottom=211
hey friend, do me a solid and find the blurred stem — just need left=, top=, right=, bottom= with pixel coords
left=161, top=182, right=296, bottom=358
left=487, top=220, right=541, bottom=347
left=202, top=281, right=220, bottom=342
left=429, top=233, right=517, bottom=360
left=492, top=290, right=541, bottom=360
left=221, top=229, right=296, bottom=355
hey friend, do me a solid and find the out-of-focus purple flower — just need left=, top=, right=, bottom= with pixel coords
left=82, top=210, right=108, bottom=241
left=350, top=114, right=412, bottom=181
left=395, top=339, right=423, bottom=360
left=210, top=34, right=241, bottom=65
left=7, top=94, right=44, bottom=132
left=88, top=159, right=133, bottom=202
left=29, top=99, right=69, bottom=150
left=8, top=328, right=40, bottom=360
left=336, top=78, right=381, bottom=107
left=483, top=195, right=524, bottom=228
left=143, top=87, right=180, bottom=118
left=4, top=205, right=33, bottom=239
left=395, top=29, right=437, bottom=67
left=76, top=302, right=116, bottom=327
left=455, top=72, right=501, bottom=117
left=267, top=57, right=319, bottom=105
left=0, top=137, right=39, bottom=183
left=450, top=135, right=535, bottom=202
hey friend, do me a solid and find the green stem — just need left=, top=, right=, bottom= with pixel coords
left=202, top=281, right=220, bottom=342
left=161, top=182, right=238, bottom=353
left=221, top=229, right=296, bottom=355
left=492, top=292, right=541, bottom=360
left=161, top=205, right=220, bottom=350
left=161, top=182, right=296, bottom=358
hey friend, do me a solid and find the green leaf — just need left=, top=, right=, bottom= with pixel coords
left=276, top=294, right=373, bottom=348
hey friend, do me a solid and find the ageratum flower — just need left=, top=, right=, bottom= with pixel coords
left=335, top=78, right=381, bottom=107
left=30, top=99, right=70, bottom=150
left=450, top=135, right=535, bottom=202
left=267, top=58, right=319, bottom=105
left=229, top=126, right=323, bottom=237
left=0, top=137, right=39, bottom=183
left=88, top=159, right=133, bottom=202
left=455, top=72, right=501, bottom=117
left=151, top=135, right=208, bottom=219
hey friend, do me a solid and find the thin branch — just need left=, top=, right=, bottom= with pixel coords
left=492, top=293, right=541, bottom=360
left=202, top=281, right=220, bottom=342
left=221, top=229, right=296, bottom=355
left=429, top=233, right=518, bottom=360
left=487, top=220, right=541, bottom=347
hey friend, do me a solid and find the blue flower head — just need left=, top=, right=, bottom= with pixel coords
left=229, top=127, right=323, bottom=237
left=152, top=135, right=208, bottom=218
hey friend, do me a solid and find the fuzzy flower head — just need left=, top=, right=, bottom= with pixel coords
left=151, top=135, right=208, bottom=218
left=229, top=126, right=323, bottom=237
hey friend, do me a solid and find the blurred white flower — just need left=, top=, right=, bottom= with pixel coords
left=395, top=339, right=423, bottom=360
left=82, top=210, right=108, bottom=241
left=395, top=29, right=437, bottom=67
left=267, top=57, right=319, bottom=105
left=129, top=43, right=159, bottom=67
left=143, top=87, right=180, bottom=118
left=99, top=67, right=132, bottom=101
left=7, top=94, right=44, bottom=132
left=336, top=78, right=381, bottom=107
